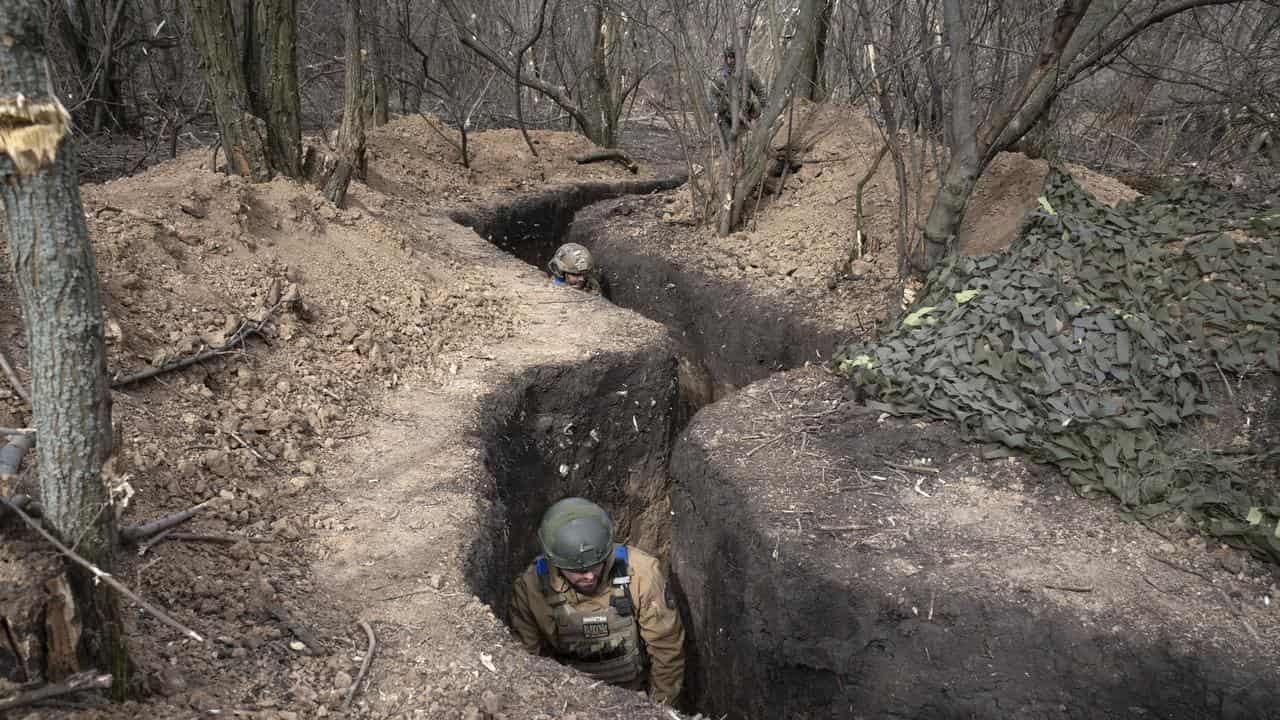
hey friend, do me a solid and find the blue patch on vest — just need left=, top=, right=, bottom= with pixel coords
left=535, top=545, right=626, bottom=577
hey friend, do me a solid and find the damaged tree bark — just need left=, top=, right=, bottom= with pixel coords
left=0, top=0, right=131, bottom=694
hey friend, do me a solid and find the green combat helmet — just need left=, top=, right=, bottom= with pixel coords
left=538, top=497, right=613, bottom=570
left=548, top=243, right=594, bottom=278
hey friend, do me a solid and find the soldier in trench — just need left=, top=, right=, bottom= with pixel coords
left=509, top=497, right=686, bottom=706
left=548, top=242, right=606, bottom=296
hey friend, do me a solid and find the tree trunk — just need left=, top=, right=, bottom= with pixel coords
left=190, top=0, right=273, bottom=181
left=365, top=1, right=390, bottom=126
left=800, top=0, right=834, bottom=101
left=246, top=0, right=303, bottom=176
left=324, top=0, right=366, bottom=207
left=586, top=0, right=618, bottom=147
left=0, top=0, right=130, bottom=694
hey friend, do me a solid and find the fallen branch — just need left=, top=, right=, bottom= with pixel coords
left=745, top=433, right=785, bottom=458
left=120, top=500, right=211, bottom=544
left=0, top=345, right=31, bottom=407
left=111, top=301, right=284, bottom=388
left=885, top=461, right=941, bottom=475
left=817, top=524, right=874, bottom=532
left=572, top=149, right=638, bottom=174
left=343, top=620, right=377, bottom=710
left=0, top=433, right=35, bottom=495
left=0, top=496, right=205, bottom=643
left=158, top=532, right=272, bottom=545
left=0, top=671, right=112, bottom=713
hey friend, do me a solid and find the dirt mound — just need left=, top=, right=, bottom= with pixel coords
left=365, top=114, right=644, bottom=207
left=655, top=103, right=1139, bottom=303
left=0, top=115, right=680, bottom=718
left=671, top=368, right=1279, bottom=719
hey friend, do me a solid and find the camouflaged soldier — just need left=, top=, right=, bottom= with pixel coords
left=509, top=498, right=686, bottom=705
left=548, top=242, right=604, bottom=295
left=709, top=46, right=767, bottom=146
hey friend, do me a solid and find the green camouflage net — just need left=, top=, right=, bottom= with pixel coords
left=835, top=170, right=1280, bottom=560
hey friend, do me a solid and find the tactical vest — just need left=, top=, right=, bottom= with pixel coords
left=535, top=544, right=647, bottom=685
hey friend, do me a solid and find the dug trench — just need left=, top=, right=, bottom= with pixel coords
left=455, top=181, right=1280, bottom=720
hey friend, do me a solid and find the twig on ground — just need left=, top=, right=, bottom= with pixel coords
left=1042, top=584, right=1094, bottom=593
left=137, top=528, right=175, bottom=556
left=0, top=427, right=36, bottom=437
left=161, top=532, right=272, bottom=545
left=817, top=524, right=873, bottom=532
left=119, top=500, right=211, bottom=544
left=111, top=301, right=284, bottom=388
left=885, top=461, right=940, bottom=475
left=343, top=620, right=377, bottom=710
left=745, top=433, right=785, bottom=457
left=912, top=478, right=932, bottom=498
left=1146, top=552, right=1261, bottom=643
left=0, top=496, right=205, bottom=643
left=1147, top=553, right=1215, bottom=583
left=1213, top=585, right=1264, bottom=646
left=1214, top=363, right=1235, bottom=400
left=0, top=671, right=112, bottom=713
left=0, top=345, right=31, bottom=407
left=270, top=606, right=326, bottom=656
left=228, top=431, right=278, bottom=468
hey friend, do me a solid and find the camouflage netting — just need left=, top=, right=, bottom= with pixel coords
left=835, top=170, right=1280, bottom=560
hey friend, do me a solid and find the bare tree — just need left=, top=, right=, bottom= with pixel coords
left=0, top=0, right=130, bottom=691
left=920, top=0, right=1258, bottom=271
left=438, top=0, right=654, bottom=147
left=323, top=0, right=367, bottom=206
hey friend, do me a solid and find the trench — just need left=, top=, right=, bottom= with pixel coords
left=453, top=179, right=857, bottom=717
left=449, top=181, right=1277, bottom=720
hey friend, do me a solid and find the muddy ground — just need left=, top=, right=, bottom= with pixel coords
left=1, top=107, right=1277, bottom=720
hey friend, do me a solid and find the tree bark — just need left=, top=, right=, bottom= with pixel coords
left=0, top=0, right=130, bottom=693
left=800, top=0, right=835, bottom=102
left=246, top=0, right=303, bottom=176
left=365, top=1, right=390, bottom=126
left=324, top=0, right=366, bottom=207
left=190, top=0, right=273, bottom=181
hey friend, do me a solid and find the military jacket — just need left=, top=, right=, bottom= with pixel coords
left=509, top=545, right=685, bottom=705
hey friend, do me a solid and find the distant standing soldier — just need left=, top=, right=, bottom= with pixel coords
left=509, top=497, right=686, bottom=706
left=548, top=242, right=605, bottom=295
left=709, top=45, right=767, bottom=146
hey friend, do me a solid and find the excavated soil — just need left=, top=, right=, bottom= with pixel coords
left=2, top=106, right=1276, bottom=720
left=0, top=117, right=687, bottom=719
left=671, top=369, right=1280, bottom=719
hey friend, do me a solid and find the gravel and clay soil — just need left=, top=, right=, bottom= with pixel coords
left=0, top=117, right=691, bottom=719
left=671, top=368, right=1280, bottom=719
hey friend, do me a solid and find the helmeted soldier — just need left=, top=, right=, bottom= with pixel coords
left=509, top=498, right=686, bottom=706
left=548, top=242, right=604, bottom=295
left=708, top=45, right=767, bottom=146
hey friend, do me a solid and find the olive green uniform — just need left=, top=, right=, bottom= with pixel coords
left=509, top=545, right=685, bottom=705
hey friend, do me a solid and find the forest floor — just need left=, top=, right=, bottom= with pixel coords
left=1, top=107, right=1276, bottom=719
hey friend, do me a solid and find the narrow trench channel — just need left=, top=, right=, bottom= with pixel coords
left=446, top=184, right=1280, bottom=720
left=451, top=181, right=852, bottom=718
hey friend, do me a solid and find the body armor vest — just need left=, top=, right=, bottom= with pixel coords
left=535, top=545, right=647, bottom=685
